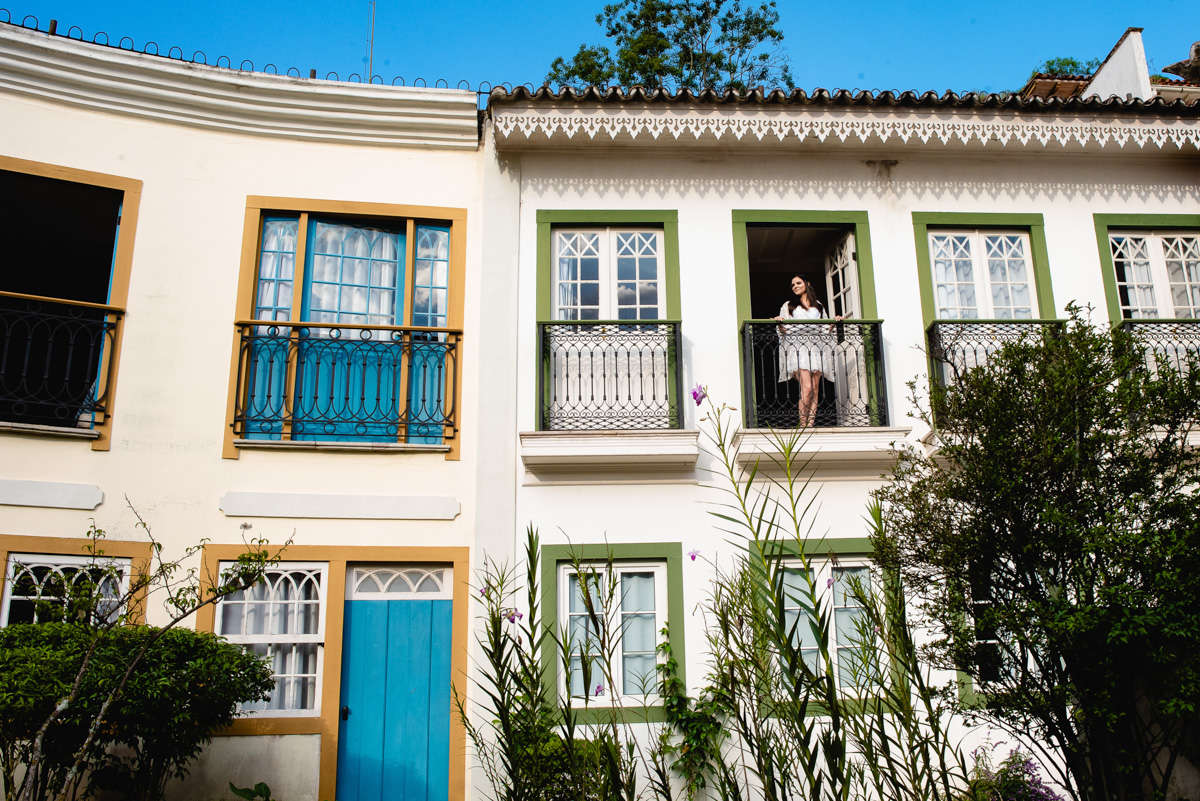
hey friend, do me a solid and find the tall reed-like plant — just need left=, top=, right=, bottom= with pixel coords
left=458, top=527, right=669, bottom=801
left=462, top=396, right=978, bottom=801
left=666, top=394, right=971, bottom=801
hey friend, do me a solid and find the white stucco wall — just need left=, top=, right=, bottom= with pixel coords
left=1086, top=29, right=1154, bottom=101
left=492, top=139, right=1200, bottom=784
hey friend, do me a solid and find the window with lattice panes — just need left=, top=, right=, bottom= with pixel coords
left=215, top=562, right=328, bottom=715
left=553, top=229, right=665, bottom=321
left=559, top=562, right=666, bottom=702
left=780, top=560, right=875, bottom=691
left=928, top=230, right=1035, bottom=319
left=1, top=553, right=131, bottom=625
left=1109, top=230, right=1200, bottom=319
left=242, top=213, right=454, bottom=444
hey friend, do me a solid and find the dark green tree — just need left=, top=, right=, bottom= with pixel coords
left=0, top=624, right=273, bottom=801
left=547, top=0, right=793, bottom=91
left=874, top=307, right=1200, bottom=801
left=1033, top=56, right=1101, bottom=76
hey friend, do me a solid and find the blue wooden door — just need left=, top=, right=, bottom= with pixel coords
left=336, top=598, right=452, bottom=801
left=294, top=219, right=406, bottom=441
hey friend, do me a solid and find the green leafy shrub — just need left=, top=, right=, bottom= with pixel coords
left=0, top=623, right=273, bottom=801
left=960, top=751, right=1065, bottom=801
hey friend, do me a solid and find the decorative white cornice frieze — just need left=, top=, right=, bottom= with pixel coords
left=0, top=26, right=479, bottom=149
left=492, top=106, right=1200, bottom=151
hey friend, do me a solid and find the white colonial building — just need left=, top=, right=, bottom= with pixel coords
left=0, top=17, right=1197, bottom=801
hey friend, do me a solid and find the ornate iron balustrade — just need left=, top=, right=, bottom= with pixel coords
left=232, top=321, right=461, bottom=442
left=741, top=320, right=889, bottom=428
left=1120, top=319, right=1200, bottom=378
left=0, top=291, right=123, bottom=429
left=538, top=321, right=682, bottom=430
left=926, top=319, right=1064, bottom=388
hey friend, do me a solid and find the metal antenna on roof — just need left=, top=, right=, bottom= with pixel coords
left=365, top=0, right=377, bottom=79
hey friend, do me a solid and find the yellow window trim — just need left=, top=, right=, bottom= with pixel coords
left=193, top=542, right=471, bottom=801
left=0, top=155, right=143, bottom=452
left=222, top=196, right=467, bottom=461
left=0, top=534, right=154, bottom=623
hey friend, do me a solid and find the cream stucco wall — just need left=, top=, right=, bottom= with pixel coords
left=0, top=83, right=485, bottom=798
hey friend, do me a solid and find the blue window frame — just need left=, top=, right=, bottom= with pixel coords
left=242, top=214, right=452, bottom=444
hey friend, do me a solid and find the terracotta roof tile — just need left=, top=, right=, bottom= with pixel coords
left=488, top=85, right=1200, bottom=115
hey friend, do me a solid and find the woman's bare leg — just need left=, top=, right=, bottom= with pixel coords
left=797, top=370, right=819, bottom=428
left=806, top=371, right=822, bottom=426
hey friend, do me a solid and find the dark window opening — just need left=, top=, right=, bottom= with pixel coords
left=0, top=169, right=124, bottom=428
left=743, top=224, right=862, bottom=428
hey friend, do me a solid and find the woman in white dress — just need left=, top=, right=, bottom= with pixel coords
left=776, top=276, right=836, bottom=428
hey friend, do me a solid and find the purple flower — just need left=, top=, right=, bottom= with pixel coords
left=690, top=384, right=707, bottom=405
left=479, top=587, right=487, bottom=597
left=594, top=683, right=605, bottom=697
left=826, top=577, right=834, bottom=588
left=505, top=609, right=524, bottom=624
left=688, top=549, right=700, bottom=562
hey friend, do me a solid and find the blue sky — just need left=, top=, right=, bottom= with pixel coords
left=2, top=0, right=1194, bottom=93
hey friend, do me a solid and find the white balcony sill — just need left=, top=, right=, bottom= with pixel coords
left=233, top=439, right=450, bottom=453
left=0, top=420, right=100, bottom=440
left=732, top=427, right=911, bottom=479
left=519, top=429, right=700, bottom=472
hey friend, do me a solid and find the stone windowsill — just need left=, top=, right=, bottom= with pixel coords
left=0, top=420, right=100, bottom=440
left=233, top=439, right=451, bottom=453
left=519, top=429, right=700, bottom=471
left=731, top=426, right=912, bottom=478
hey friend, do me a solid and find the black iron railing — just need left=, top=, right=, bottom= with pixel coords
left=926, top=319, right=1063, bottom=388
left=538, top=321, right=682, bottom=430
left=0, top=291, right=123, bottom=429
left=232, top=321, right=461, bottom=442
left=1120, top=319, right=1200, bottom=377
left=741, top=320, right=888, bottom=428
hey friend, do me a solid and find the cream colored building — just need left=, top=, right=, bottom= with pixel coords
left=0, top=22, right=483, bottom=801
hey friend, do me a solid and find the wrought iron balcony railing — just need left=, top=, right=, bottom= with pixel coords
left=1119, top=319, right=1200, bottom=378
left=0, top=291, right=123, bottom=430
left=926, top=319, right=1064, bottom=388
left=741, top=320, right=889, bottom=428
left=231, top=321, right=461, bottom=443
left=538, top=320, right=683, bottom=430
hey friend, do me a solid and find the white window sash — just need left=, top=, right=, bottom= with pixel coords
left=214, top=561, right=328, bottom=717
left=1, top=553, right=133, bottom=626
left=557, top=561, right=668, bottom=705
left=929, top=229, right=1035, bottom=319
left=1110, top=230, right=1200, bottom=319
left=780, top=558, right=874, bottom=693
left=552, top=228, right=665, bottom=321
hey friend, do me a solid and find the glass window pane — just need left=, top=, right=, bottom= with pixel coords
left=621, top=613, right=656, bottom=651
left=622, top=653, right=656, bottom=695
left=580, top=258, right=599, bottom=281
left=621, top=572, right=654, bottom=611
left=833, top=568, right=869, bottom=606
left=616, top=283, right=636, bottom=307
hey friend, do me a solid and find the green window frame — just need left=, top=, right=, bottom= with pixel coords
left=535, top=210, right=683, bottom=431
left=912, top=212, right=1057, bottom=328
left=536, top=210, right=681, bottom=321
left=730, top=211, right=884, bottom=428
left=540, top=542, right=685, bottom=723
left=731, top=210, right=880, bottom=324
left=756, top=538, right=900, bottom=713
left=1093, top=213, right=1200, bottom=324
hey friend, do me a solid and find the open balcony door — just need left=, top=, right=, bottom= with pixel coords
left=824, top=233, right=866, bottom=426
